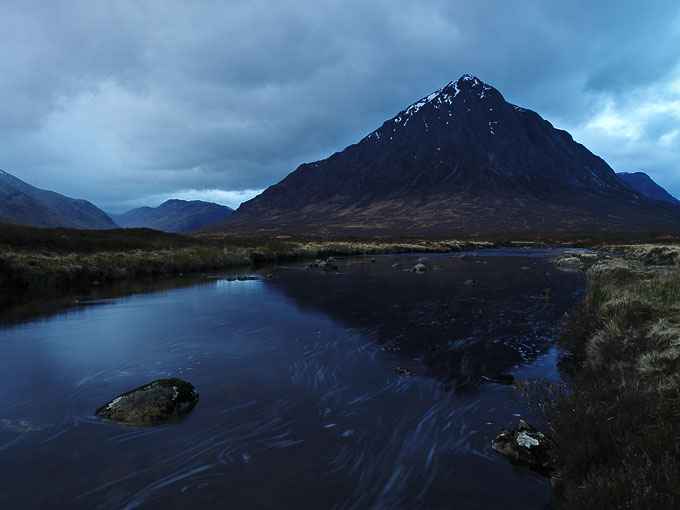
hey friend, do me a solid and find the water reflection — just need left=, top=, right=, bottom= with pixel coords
left=0, top=250, right=583, bottom=509
left=269, top=250, right=583, bottom=388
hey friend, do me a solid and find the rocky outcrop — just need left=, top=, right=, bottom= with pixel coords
left=95, top=378, right=199, bottom=424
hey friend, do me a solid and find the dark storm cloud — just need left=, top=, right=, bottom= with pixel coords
left=1, top=0, right=679, bottom=211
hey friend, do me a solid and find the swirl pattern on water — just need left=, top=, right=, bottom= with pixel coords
left=0, top=250, right=583, bottom=509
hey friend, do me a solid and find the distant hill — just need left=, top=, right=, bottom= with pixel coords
left=197, top=74, right=680, bottom=237
left=0, top=169, right=118, bottom=229
left=112, top=199, right=233, bottom=233
left=617, top=172, right=680, bottom=206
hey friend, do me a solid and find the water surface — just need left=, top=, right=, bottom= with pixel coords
left=0, top=250, right=584, bottom=509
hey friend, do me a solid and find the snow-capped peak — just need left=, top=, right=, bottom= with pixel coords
left=460, top=74, right=481, bottom=86
left=393, top=76, right=485, bottom=126
left=366, top=75, right=498, bottom=141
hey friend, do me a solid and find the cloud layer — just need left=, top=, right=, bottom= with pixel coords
left=1, top=0, right=679, bottom=212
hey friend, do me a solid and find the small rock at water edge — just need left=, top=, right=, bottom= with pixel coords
left=319, top=257, right=339, bottom=271
left=492, top=419, right=553, bottom=472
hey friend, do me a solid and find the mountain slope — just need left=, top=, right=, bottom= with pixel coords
left=0, top=170, right=118, bottom=229
left=112, top=199, right=233, bottom=233
left=617, top=172, right=680, bottom=205
left=198, top=75, right=680, bottom=237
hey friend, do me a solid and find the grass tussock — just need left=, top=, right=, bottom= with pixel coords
left=529, top=247, right=680, bottom=509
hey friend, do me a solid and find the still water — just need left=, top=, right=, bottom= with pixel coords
left=0, top=250, right=584, bottom=509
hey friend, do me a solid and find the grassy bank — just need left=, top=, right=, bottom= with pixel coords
left=524, top=247, right=680, bottom=509
left=4, top=223, right=680, bottom=289
left=0, top=224, right=499, bottom=289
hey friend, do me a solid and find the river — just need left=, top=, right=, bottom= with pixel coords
left=0, top=249, right=584, bottom=509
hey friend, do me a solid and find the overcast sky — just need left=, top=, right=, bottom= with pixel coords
left=1, top=1, right=679, bottom=213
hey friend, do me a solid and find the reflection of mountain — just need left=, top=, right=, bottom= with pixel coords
left=267, top=254, right=584, bottom=387
left=0, top=275, right=215, bottom=325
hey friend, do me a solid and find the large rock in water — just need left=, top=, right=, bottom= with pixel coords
left=95, top=378, right=199, bottom=424
left=492, top=419, right=553, bottom=472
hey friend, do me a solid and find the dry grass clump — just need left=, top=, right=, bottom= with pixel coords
left=533, top=253, right=680, bottom=509
left=604, top=244, right=680, bottom=266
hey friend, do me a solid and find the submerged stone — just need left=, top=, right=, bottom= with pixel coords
left=392, top=366, right=415, bottom=376
left=540, top=288, right=554, bottom=303
left=95, top=378, right=199, bottom=424
left=492, top=419, right=553, bottom=472
left=1, top=418, right=50, bottom=433
left=481, top=373, right=514, bottom=384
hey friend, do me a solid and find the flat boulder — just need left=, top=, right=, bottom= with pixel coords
left=492, top=419, right=553, bottom=472
left=95, top=378, right=199, bottom=424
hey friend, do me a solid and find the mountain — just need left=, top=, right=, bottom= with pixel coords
left=617, top=172, right=680, bottom=206
left=197, top=74, right=680, bottom=237
left=112, top=199, right=233, bottom=233
left=0, top=169, right=118, bottom=229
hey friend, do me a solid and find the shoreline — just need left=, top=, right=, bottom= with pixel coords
left=3, top=223, right=680, bottom=290
left=523, top=246, right=680, bottom=508
left=1, top=237, right=496, bottom=289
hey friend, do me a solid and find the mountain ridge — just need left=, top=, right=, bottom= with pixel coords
left=0, top=169, right=118, bottom=229
left=617, top=171, right=680, bottom=206
left=196, top=74, right=680, bottom=237
left=112, top=199, right=233, bottom=233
